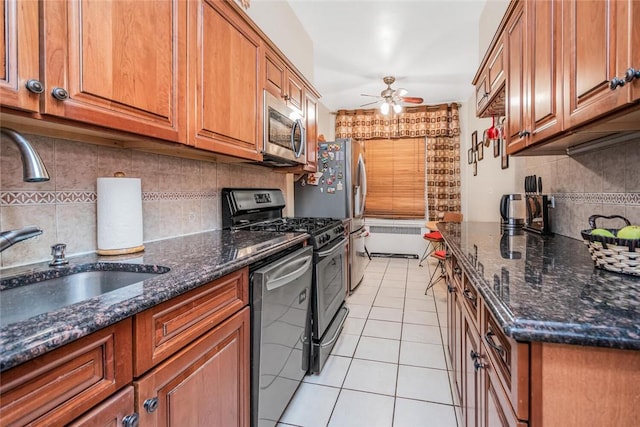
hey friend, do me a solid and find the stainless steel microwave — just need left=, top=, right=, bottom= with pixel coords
left=263, top=90, right=306, bottom=166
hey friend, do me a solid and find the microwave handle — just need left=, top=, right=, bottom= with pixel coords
left=292, top=118, right=305, bottom=159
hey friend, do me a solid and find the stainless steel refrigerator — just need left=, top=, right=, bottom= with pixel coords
left=294, top=138, right=368, bottom=292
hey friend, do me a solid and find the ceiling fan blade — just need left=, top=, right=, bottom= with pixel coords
left=360, top=100, right=382, bottom=107
left=400, top=96, right=424, bottom=104
left=360, top=94, right=381, bottom=98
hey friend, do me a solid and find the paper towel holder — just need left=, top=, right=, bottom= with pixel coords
left=96, top=172, right=145, bottom=256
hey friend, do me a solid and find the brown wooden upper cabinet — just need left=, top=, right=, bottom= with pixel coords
left=474, top=35, right=505, bottom=118
left=40, top=0, right=186, bottom=143
left=1, top=0, right=41, bottom=113
left=505, top=0, right=563, bottom=154
left=304, top=92, right=319, bottom=172
left=186, top=0, right=262, bottom=161
left=264, top=47, right=305, bottom=115
left=564, top=0, right=640, bottom=127
left=478, top=0, right=639, bottom=155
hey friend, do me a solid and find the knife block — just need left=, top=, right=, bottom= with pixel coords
left=524, top=195, right=553, bottom=235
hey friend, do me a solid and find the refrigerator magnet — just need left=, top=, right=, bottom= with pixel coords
left=327, top=186, right=336, bottom=194
left=337, top=181, right=343, bottom=191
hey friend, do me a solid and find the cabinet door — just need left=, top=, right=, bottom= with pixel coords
left=0, top=0, right=40, bottom=112
left=286, top=72, right=304, bottom=114
left=264, top=48, right=286, bottom=99
left=563, top=0, right=629, bottom=128
left=135, top=308, right=250, bottom=427
left=41, top=0, right=185, bottom=142
left=67, top=386, right=136, bottom=427
left=528, top=0, right=563, bottom=144
left=622, top=0, right=640, bottom=102
left=447, top=281, right=464, bottom=406
left=462, top=315, right=481, bottom=427
left=505, top=2, right=528, bottom=154
left=304, top=92, right=318, bottom=172
left=188, top=0, right=261, bottom=161
left=482, top=367, right=527, bottom=427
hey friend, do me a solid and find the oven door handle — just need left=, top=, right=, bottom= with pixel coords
left=320, top=306, right=349, bottom=349
left=266, top=255, right=313, bottom=291
left=317, top=238, right=347, bottom=258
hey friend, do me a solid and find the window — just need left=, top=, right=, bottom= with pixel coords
left=364, top=137, right=425, bottom=219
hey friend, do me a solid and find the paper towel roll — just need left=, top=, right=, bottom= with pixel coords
left=97, top=176, right=144, bottom=255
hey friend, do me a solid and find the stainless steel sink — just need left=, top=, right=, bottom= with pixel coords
left=0, top=265, right=170, bottom=327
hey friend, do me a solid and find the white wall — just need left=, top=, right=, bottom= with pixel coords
left=240, top=1, right=336, bottom=153
left=241, top=0, right=314, bottom=80
left=459, top=100, right=521, bottom=222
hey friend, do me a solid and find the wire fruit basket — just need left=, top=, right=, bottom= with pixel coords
left=580, top=215, right=640, bottom=276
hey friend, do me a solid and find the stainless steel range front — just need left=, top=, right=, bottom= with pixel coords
left=222, top=188, right=349, bottom=427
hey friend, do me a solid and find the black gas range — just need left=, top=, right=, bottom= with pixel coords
left=221, top=188, right=345, bottom=250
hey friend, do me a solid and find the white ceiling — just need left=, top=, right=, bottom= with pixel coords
left=286, top=0, right=487, bottom=112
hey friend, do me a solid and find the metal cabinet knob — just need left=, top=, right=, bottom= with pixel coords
left=122, top=413, right=140, bottom=427
left=473, top=359, right=485, bottom=372
left=51, top=87, right=69, bottom=101
left=609, top=77, right=626, bottom=90
left=518, top=130, right=531, bottom=138
left=25, top=79, right=44, bottom=94
left=143, top=397, right=159, bottom=413
left=470, top=350, right=480, bottom=360
left=625, top=67, right=640, bottom=83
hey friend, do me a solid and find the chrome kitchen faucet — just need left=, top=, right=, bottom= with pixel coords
left=0, top=128, right=51, bottom=253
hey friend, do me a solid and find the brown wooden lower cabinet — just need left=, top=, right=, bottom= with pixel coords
left=0, top=319, right=132, bottom=427
left=0, top=270, right=251, bottom=427
left=446, top=253, right=640, bottom=427
left=134, top=307, right=250, bottom=427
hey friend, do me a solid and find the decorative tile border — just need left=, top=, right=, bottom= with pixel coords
left=552, top=193, right=640, bottom=205
left=0, top=191, right=217, bottom=206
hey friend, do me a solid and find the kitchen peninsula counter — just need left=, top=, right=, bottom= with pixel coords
left=438, top=222, right=640, bottom=350
left=0, top=230, right=308, bottom=372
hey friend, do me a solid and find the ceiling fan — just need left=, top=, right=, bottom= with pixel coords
left=360, top=76, right=424, bottom=114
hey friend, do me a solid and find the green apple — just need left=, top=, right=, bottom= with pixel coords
left=617, top=225, right=640, bottom=240
left=591, top=228, right=615, bottom=238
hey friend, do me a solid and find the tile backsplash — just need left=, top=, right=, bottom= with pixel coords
left=517, top=140, right=640, bottom=240
left=0, top=134, right=287, bottom=268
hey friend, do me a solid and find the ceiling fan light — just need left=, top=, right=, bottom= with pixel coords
left=380, top=102, right=390, bottom=115
left=393, top=103, right=402, bottom=114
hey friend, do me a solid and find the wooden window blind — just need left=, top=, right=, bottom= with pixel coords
left=365, top=138, right=425, bottom=219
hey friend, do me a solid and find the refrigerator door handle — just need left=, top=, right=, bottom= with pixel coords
left=357, top=153, right=367, bottom=215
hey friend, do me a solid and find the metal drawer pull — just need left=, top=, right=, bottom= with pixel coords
left=462, top=288, right=476, bottom=303
left=484, top=330, right=505, bottom=357
left=474, top=359, right=485, bottom=372
left=144, top=397, right=159, bottom=413
left=122, top=413, right=140, bottom=427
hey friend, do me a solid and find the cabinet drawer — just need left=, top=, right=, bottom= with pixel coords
left=461, top=276, right=480, bottom=327
left=447, top=254, right=463, bottom=289
left=133, top=268, right=248, bottom=375
left=482, top=306, right=530, bottom=420
left=0, top=319, right=132, bottom=426
left=68, top=385, right=135, bottom=427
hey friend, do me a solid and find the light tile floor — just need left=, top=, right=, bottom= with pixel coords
left=278, top=256, right=460, bottom=427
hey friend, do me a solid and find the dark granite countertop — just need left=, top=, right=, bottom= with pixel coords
left=0, top=230, right=308, bottom=372
left=438, top=222, right=640, bottom=350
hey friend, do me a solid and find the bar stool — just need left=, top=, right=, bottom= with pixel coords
left=420, top=212, right=463, bottom=293
left=418, top=220, right=444, bottom=267
left=425, top=249, right=447, bottom=294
